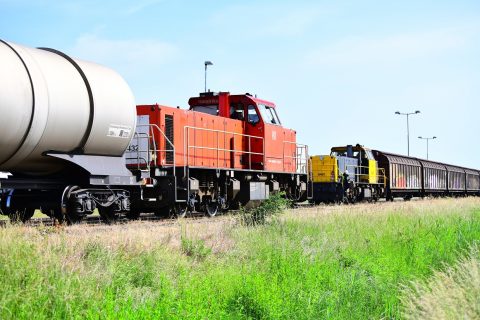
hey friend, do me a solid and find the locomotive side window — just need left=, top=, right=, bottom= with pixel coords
left=230, top=103, right=244, bottom=120
left=191, top=104, right=218, bottom=115
left=247, top=105, right=260, bottom=124
left=258, top=104, right=281, bottom=125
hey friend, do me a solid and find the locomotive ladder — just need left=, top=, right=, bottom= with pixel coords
left=126, top=124, right=177, bottom=201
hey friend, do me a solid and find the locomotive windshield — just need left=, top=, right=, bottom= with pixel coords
left=258, top=104, right=281, bottom=125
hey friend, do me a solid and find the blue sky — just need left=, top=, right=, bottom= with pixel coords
left=1, top=0, right=479, bottom=168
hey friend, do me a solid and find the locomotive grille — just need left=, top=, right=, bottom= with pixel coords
left=165, top=115, right=174, bottom=163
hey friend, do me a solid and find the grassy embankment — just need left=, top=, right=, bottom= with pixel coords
left=1, top=197, right=479, bottom=319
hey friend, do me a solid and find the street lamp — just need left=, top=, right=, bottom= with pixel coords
left=204, top=61, right=213, bottom=93
left=395, top=110, right=420, bottom=156
left=418, top=136, right=437, bottom=160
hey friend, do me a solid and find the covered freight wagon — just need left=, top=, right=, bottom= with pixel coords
left=446, top=165, right=466, bottom=194
left=465, top=168, right=480, bottom=194
left=372, top=150, right=422, bottom=200
left=419, top=160, right=447, bottom=196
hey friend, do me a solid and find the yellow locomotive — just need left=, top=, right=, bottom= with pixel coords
left=310, top=144, right=386, bottom=203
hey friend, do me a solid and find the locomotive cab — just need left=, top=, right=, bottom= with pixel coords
left=188, top=92, right=298, bottom=173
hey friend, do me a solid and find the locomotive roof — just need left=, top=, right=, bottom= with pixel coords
left=189, top=92, right=276, bottom=108
left=330, top=145, right=371, bottom=152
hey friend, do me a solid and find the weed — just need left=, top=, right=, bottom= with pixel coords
left=180, top=236, right=212, bottom=261
left=239, top=192, right=290, bottom=226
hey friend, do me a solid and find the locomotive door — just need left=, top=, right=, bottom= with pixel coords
left=245, top=104, right=264, bottom=170
left=258, top=105, right=284, bottom=172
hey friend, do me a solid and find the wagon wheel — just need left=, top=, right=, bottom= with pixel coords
left=205, top=200, right=219, bottom=217
left=45, top=208, right=65, bottom=224
left=98, top=206, right=119, bottom=224
left=9, top=208, right=35, bottom=223
left=62, top=186, right=85, bottom=225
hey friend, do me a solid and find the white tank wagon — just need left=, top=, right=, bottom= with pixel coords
left=0, top=40, right=137, bottom=174
left=0, top=40, right=140, bottom=223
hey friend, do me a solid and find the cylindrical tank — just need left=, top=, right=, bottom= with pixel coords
left=0, top=40, right=136, bottom=174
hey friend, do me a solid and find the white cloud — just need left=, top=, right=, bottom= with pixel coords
left=69, top=34, right=178, bottom=78
left=306, top=26, right=477, bottom=67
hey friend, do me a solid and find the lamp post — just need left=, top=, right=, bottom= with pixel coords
left=395, top=110, right=420, bottom=156
left=204, top=61, right=213, bottom=93
left=418, top=136, right=436, bottom=160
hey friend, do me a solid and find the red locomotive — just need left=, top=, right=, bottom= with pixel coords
left=126, top=92, right=309, bottom=218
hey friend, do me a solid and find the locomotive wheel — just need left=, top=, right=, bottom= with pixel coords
left=175, top=204, right=188, bottom=218
left=205, top=201, right=219, bottom=217
left=9, top=208, right=35, bottom=223
left=98, top=206, right=119, bottom=224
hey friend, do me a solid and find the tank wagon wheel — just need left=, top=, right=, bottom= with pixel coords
left=44, top=208, right=65, bottom=224
left=62, top=186, right=85, bottom=225
left=98, top=206, right=119, bottom=224
left=8, top=208, right=35, bottom=223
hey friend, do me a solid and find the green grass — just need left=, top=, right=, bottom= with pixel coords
left=0, top=198, right=479, bottom=319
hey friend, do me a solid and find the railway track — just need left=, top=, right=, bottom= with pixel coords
left=0, top=197, right=419, bottom=228
left=0, top=212, right=216, bottom=228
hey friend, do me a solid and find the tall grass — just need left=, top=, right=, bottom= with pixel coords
left=401, top=245, right=480, bottom=319
left=0, top=198, right=479, bottom=319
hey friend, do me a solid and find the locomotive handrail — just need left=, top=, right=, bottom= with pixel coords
left=126, top=124, right=176, bottom=178
left=342, top=164, right=386, bottom=187
left=183, top=126, right=265, bottom=174
left=283, top=141, right=309, bottom=174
